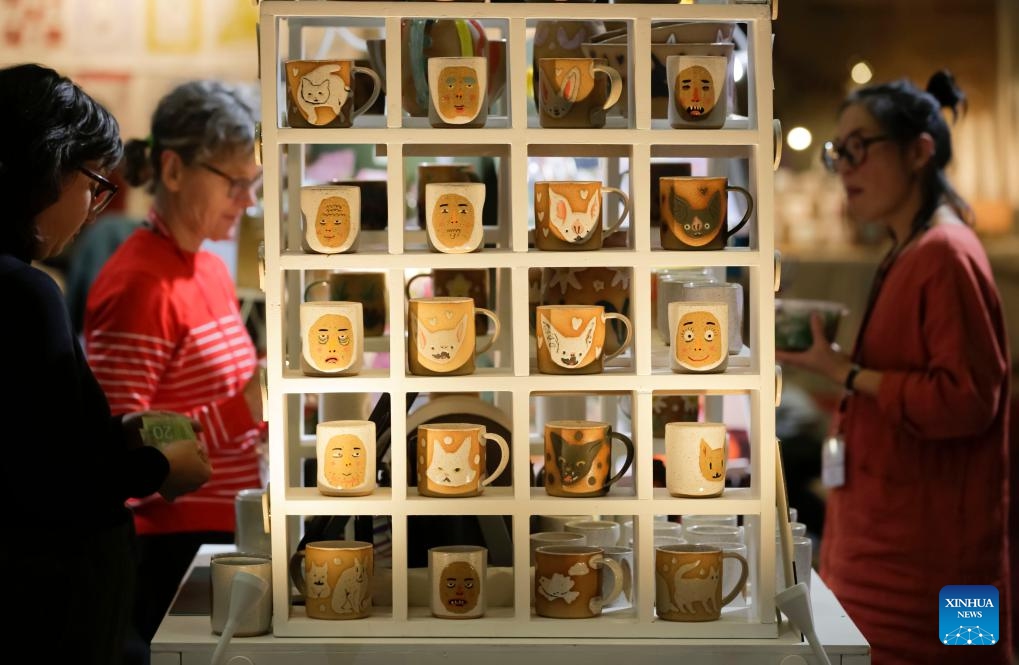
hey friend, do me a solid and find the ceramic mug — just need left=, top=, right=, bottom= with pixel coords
left=416, top=422, right=509, bottom=497
left=665, top=421, right=728, bottom=498
left=668, top=301, right=729, bottom=374
left=416, top=163, right=481, bottom=229
left=299, top=299, right=364, bottom=376
left=210, top=552, right=272, bottom=636
left=674, top=281, right=744, bottom=355
left=407, top=297, right=500, bottom=376
left=534, top=545, right=623, bottom=618
left=667, top=53, right=731, bottom=129
left=429, top=545, right=487, bottom=619
left=325, top=273, right=387, bottom=337
left=659, top=176, right=753, bottom=250
left=564, top=520, right=622, bottom=549
left=600, top=545, right=634, bottom=609
left=533, top=181, right=630, bottom=251
left=427, top=56, right=488, bottom=128
left=289, top=540, right=373, bottom=620
left=316, top=419, right=376, bottom=497
left=535, top=304, right=632, bottom=375
left=285, top=60, right=381, bottom=129
left=537, top=57, right=622, bottom=129
left=539, top=267, right=631, bottom=356
left=300, top=185, right=360, bottom=254
left=655, top=544, right=748, bottom=621
left=529, top=531, right=586, bottom=566
left=543, top=420, right=634, bottom=497
left=424, top=182, right=486, bottom=253
left=406, top=268, right=490, bottom=335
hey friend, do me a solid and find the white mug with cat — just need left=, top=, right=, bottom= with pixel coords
left=415, top=423, right=509, bottom=498
left=665, top=421, right=727, bottom=498
left=533, top=181, right=630, bottom=251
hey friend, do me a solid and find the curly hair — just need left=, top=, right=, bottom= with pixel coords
left=122, top=80, right=258, bottom=193
left=0, top=64, right=123, bottom=260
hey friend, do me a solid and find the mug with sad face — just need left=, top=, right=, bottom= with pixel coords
left=300, top=300, right=364, bottom=376
left=316, top=420, right=376, bottom=496
left=668, top=301, right=728, bottom=373
left=301, top=185, right=360, bottom=254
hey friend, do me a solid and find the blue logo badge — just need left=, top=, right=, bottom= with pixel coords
left=939, top=585, right=998, bottom=646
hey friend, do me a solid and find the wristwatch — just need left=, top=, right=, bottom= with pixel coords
left=844, top=363, right=862, bottom=391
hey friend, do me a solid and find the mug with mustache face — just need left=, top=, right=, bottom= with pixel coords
left=534, top=304, right=632, bottom=375
left=300, top=300, right=364, bottom=376
left=408, top=297, right=500, bottom=376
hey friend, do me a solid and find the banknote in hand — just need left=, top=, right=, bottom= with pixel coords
left=140, top=415, right=196, bottom=450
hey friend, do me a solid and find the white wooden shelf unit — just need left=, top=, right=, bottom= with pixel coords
left=259, top=0, right=778, bottom=641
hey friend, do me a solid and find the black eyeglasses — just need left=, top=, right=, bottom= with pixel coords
left=197, top=162, right=263, bottom=200
left=78, top=166, right=118, bottom=216
left=821, top=133, right=891, bottom=173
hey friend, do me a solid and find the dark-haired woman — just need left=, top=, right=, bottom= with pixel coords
left=777, top=71, right=1011, bottom=664
left=83, top=79, right=265, bottom=645
left=0, top=64, right=212, bottom=665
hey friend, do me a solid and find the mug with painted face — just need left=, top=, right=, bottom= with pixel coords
left=535, top=304, right=632, bottom=375
left=424, top=182, right=486, bottom=253
left=655, top=544, right=748, bottom=621
left=300, top=300, right=364, bottom=376
left=665, top=421, right=727, bottom=498
left=285, top=60, right=382, bottom=129
left=532, top=181, right=630, bottom=251
left=300, top=185, right=360, bottom=254
left=668, top=301, right=728, bottom=373
left=289, top=540, right=374, bottom=620
left=416, top=163, right=481, bottom=229
left=427, top=56, right=488, bottom=128
left=406, top=268, right=490, bottom=335
left=408, top=297, right=500, bottom=376
left=667, top=54, right=731, bottom=129
left=543, top=420, right=634, bottom=497
left=429, top=545, right=487, bottom=619
left=415, top=423, right=509, bottom=497
left=537, top=57, right=623, bottom=129
left=534, top=545, right=623, bottom=619
left=316, top=419, right=376, bottom=497
left=659, top=176, right=753, bottom=250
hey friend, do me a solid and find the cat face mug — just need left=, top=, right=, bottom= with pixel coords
left=659, top=176, right=753, bottom=251
left=543, top=420, right=634, bottom=497
left=535, top=304, right=633, bottom=375
left=655, top=544, right=748, bottom=621
left=408, top=297, right=500, bottom=376
left=665, top=421, right=727, bottom=498
left=288, top=540, right=374, bottom=620
left=285, top=60, right=382, bottom=129
left=533, top=181, right=630, bottom=251
left=416, top=423, right=509, bottom=497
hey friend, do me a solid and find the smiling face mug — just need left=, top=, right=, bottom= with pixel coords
left=668, top=301, right=728, bottom=374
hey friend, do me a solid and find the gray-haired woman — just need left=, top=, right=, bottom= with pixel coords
left=83, top=80, right=266, bottom=646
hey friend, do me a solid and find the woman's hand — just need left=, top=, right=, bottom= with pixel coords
left=158, top=438, right=213, bottom=502
left=775, top=313, right=854, bottom=386
left=122, top=410, right=204, bottom=449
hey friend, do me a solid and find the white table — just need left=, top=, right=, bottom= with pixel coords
left=152, top=545, right=869, bottom=665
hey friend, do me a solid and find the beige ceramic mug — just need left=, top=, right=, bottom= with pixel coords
left=535, top=304, right=632, bottom=375
left=667, top=53, right=731, bottom=129
left=299, top=299, right=364, bottom=376
left=533, top=181, right=630, bottom=251
left=534, top=545, right=623, bottom=618
left=543, top=420, right=634, bottom=497
left=210, top=552, right=272, bottom=636
left=300, top=185, right=360, bottom=254
left=289, top=540, right=374, bottom=620
left=537, top=57, right=622, bottom=129
left=668, top=301, right=728, bottom=374
left=285, top=60, right=381, bottom=129
left=408, top=297, right=500, bottom=376
left=424, top=182, right=486, bottom=253
left=415, top=163, right=481, bottom=229
left=316, top=419, right=376, bottom=497
left=416, top=423, right=509, bottom=497
left=406, top=268, right=490, bottom=335
left=655, top=544, right=747, bottom=621
left=427, top=56, right=488, bottom=128
left=429, top=545, right=487, bottom=619
left=665, top=421, right=728, bottom=498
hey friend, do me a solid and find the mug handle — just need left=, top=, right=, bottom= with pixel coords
left=288, top=550, right=307, bottom=597
left=303, top=279, right=331, bottom=302
left=480, top=432, right=510, bottom=487
left=601, top=186, right=631, bottom=236
left=474, top=307, right=501, bottom=354
left=405, top=273, right=430, bottom=299
left=351, top=66, right=383, bottom=119
left=723, top=185, right=754, bottom=238
left=719, top=551, right=750, bottom=609
left=594, top=554, right=624, bottom=609
left=592, top=63, right=623, bottom=112
left=603, top=431, right=635, bottom=488
left=602, top=312, right=633, bottom=362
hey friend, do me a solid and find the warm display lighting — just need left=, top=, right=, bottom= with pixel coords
left=850, top=61, right=873, bottom=85
left=787, top=127, right=813, bottom=151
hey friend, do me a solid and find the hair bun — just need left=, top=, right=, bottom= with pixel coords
left=122, top=138, right=154, bottom=188
left=926, top=69, right=966, bottom=122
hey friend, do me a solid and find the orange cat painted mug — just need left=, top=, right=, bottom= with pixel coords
left=416, top=423, right=509, bottom=497
left=535, top=304, right=632, bottom=375
left=543, top=420, right=634, bottom=497
left=664, top=422, right=727, bottom=498
left=655, top=544, right=748, bottom=621
left=408, top=297, right=500, bottom=376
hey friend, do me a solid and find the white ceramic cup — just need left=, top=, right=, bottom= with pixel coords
left=427, top=56, right=488, bottom=128
left=300, top=300, right=364, bottom=376
left=429, top=545, right=487, bottom=619
left=564, top=519, right=622, bottom=549
left=300, top=185, right=360, bottom=254
left=529, top=531, right=586, bottom=566
left=424, top=182, right=486, bottom=253
left=316, top=419, right=376, bottom=496
left=665, top=421, right=728, bottom=498
left=668, top=301, right=729, bottom=373
left=210, top=553, right=272, bottom=636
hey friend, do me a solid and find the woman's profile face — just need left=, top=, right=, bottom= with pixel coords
left=32, top=165, right=101, bottom=260
left=833, top=103, right=917, bottom=226
left=179, top=150, right=260, bottom=243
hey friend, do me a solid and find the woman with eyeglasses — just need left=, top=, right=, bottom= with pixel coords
left=778, top=71, right=1011, bottom=664
left=0, top=64, right=212, bottom=665
left=83, top=80, right=266, bottom=649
